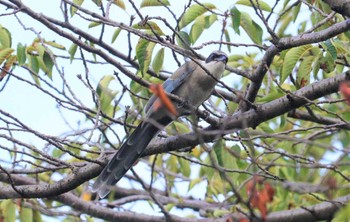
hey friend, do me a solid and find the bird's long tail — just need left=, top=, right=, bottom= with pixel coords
left=92, top=119, right=169, bottom=198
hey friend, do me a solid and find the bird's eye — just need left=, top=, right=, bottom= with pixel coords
left=205, top=53, right=217, bottom=63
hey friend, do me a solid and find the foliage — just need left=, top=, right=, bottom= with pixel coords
left=0, top=0, right=350, bottom=221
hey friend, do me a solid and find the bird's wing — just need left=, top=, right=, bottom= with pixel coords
left=145, top=61, right=197, bottom=113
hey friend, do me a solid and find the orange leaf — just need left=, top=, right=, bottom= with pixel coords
left=339, top=81, right=350, bottom=105
left=81, top=190, right=92, bottom=201
left=149, top=84, right=178, bottom=117
left=246, top=176, right=274, bottom=221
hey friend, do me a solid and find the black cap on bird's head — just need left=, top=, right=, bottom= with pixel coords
left=205, top=50, right=228, bottom=64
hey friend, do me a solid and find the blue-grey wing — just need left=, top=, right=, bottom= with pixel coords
left=145, top=61, right=197, bottom=113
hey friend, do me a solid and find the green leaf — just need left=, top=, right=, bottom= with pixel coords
left=239, top=130, right=255, bottom=157
left=92, top=0, right=102, bottom=6
left=1, top=200, right=16, bottom=222
left=281, top=44, right=313, bottom=83
left=136, top=38, right=156, bottom=75
left=199, top=154, right=216, bottom=179
left=190, top=15, right=205, bottom=44
left=17, top=43, right=26, bottom=66
left=33, top=210, right=43, bottom=222
left=322, top=39, right=337, bottom=60
left=96, top=75, right=118, bottom=116
left=88, top=21, right=101, bottom=28
left=179, top=158, right=191, bottom=177
left=188, top=178, right=202, bottom=191
left=240, top=12, right=263, bottom=45
left=224, top=29, right=231, bottom=52
left=0, top=48, right=14, bottom=65
left=111, top=28, right=122, bottom=43
left=179, top=3, right=216, bottom=29
left=277, top=14, right=292, bottom=36
left=29, top=55, right=40, bottom=74
left=164, top=203, right=175, bottom=212
left=152, top=48, right=164, bottom=74
left=332, top=204, right=350, bottom=221
left=133, top=21, right=165, bottom=35
left=113, top=0, right=126, bottom=10
left=292, top=2, right=301, bottom=22
left=205, top=14, right=217, bottom=29
left=236, top=0, right=271, bottom=12
left=42, top=51, right=54, bottom=78
left=0, top=25, right=12, bottom=49
left=176, top=31, right=191, bottom=49
left=52, top=148, right=64, bottom=158
left=20, top=207, right=33, bottom=222
left=319, top=51, right=335, bottom=73
left=140, top=0, right=170, bottom=8
left=70, top=0, right=84, bottom=17
left=170, top=121, right=190, bottom=134
left=88, top=41, right=97, bottom=61
left=297, top=56, right=314, bottom=88
left=68, top=43, right=78, bottom=63
left=213, top=139, right=225, bottom=167
left=213, top=209, right=231, bottom=217
left=230, top=6, right=241, bottom=34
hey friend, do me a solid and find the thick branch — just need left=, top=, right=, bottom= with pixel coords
left=144, top=71, right=350, bottom=156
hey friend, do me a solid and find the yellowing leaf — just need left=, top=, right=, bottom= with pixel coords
left=88, top=21, right=101, bottom=28
left=0, top=25, right=12, bottom=49
left=281, top=45, right=313, bottom=83
left=0, top=55, right=16, bottom=81
left=111, top=28, right=122, bottom=43
left=19, top=207, right=33, bottom=222
left=44, top=40, right=66, bottom=50
left=68, top=43, right=78, bottom=62
left=1, top=200, right=16, bottom=222
left=297, top=56, right=314, bottom=88
left=179, top=3, right=216, bottom=29
left=188, top=178, right=202, bottom=191
left=190, top=15, right=205, bottom=44
left=113, top=0, right=126, bottom=10
left=70, top=0, right=84, bottom=17
left=205, top=14, right=217, bottom=29
left=133, top=21, right=165, bottom=35
left=140, top=0, right=170, bottom=8
left=136, top=38, right=156, bottom=75
left=236, top=0, right=271, bottom=12
left=0, top=48, right=14, bottom=65
left=96, top=75, right=118, bottom=115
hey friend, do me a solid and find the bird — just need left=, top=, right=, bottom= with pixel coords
left=92, top=50, right=228, bottom=198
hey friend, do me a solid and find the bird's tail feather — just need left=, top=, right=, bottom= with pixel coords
left=92, top=120, right=167, bottom=198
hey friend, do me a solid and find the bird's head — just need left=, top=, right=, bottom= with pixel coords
left=205, top=50, right=228, bottom=65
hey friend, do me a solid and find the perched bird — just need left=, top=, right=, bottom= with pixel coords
left=92, top=50, right=228, bottom=198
